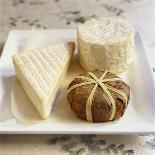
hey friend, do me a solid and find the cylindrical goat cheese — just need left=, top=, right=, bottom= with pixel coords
left=77, top=17, right=135, bottom=73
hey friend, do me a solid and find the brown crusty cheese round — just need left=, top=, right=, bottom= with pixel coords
left=67, top=70, right=130, bottom=122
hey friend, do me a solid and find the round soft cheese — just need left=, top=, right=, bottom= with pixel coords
left=77, top=17, right=135, bottom=73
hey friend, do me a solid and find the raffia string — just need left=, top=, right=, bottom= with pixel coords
left=68, top=71, right=128, bottom=122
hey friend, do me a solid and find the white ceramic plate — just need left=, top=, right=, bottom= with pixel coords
left=0, top=29, right=155, bottom=134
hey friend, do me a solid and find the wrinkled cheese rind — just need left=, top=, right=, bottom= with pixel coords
left=77, top=17, right=135, bottom=73
left=12, top=43, right=75, bottom=119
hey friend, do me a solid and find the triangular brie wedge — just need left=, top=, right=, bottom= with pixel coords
left=12, top=42, right=75, bottom=119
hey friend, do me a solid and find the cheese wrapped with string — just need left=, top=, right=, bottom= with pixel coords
left=67, top=70, right=130, bottom=122
left=77, top=17, right=135, bottom=73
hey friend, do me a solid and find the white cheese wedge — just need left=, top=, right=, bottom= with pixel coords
left=77, top=17, right=135, bottom=73
left=12, top=42, right=75, bottom=119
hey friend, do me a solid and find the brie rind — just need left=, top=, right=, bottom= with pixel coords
left=12, top=42, right=75, bottom=119
left=78, top=17, right=135, bottom=73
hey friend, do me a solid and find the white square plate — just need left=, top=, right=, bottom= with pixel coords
left=0, top=29, right=155, bottom=134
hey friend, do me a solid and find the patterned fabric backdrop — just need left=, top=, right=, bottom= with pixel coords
left=0, top=0, right=155, bottom=155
